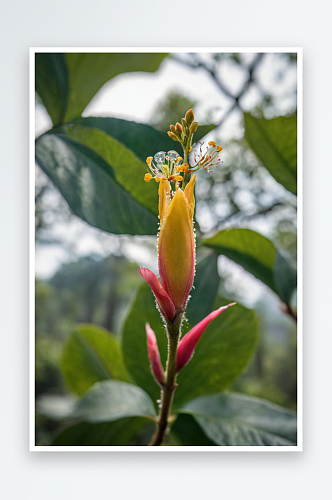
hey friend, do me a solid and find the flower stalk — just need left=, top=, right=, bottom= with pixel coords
left=141, top=109, right=232, bottom=446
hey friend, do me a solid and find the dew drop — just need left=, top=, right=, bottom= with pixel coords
left=167, top=150, right=179, bottom=163
left=154, top=151, right=166, bottom=164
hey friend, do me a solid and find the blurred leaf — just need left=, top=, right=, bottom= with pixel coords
left=122, top=282, right=258, bottom=408
left=52, top=417, right=147, bottom=446
left=203, top=228, right=296, bottom=304
left=73, top=380, right=157, bottom=423
left=185, top=253, right=220, bottom=327
left=175, top=299, right=258, bottom=406
left=60, top=324, right=128, bottom=396
left=35, top=52, right=167, bottom=125
left=179, top=392, right=297, bottom=446
left=64, top=53, right=167, bottom=121
left=35, top=53, right=68, bottom=127
left=170, top=413, right=216, bottom=446
left=244, top=113, right=297, bottom=195
left=273, top=252, right=297, bottom=304
left=35, top=133, right=158, bottom=235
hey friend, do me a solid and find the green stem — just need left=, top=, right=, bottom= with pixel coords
left=149, top=323, right=180, bottom=446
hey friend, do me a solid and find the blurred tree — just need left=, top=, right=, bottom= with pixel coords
left=150, top=90, right=197, bottom=131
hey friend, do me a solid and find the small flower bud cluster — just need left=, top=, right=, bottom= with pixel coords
left=167, top=109, right=198, bottom=153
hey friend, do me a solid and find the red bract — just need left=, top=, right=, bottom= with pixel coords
left=146, top=323, right=165, bottom=387
left=176, top=303, right=236, bottom=372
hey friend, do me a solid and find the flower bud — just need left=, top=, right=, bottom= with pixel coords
left=167, top=131, right=178, bottom=142
left=146, top=323, right=165, bottom=387
left=176, top=303, right=236, bottom=372
left=185, top=109, right=195, bottom=124
left=176, top=122, right=183, bottom=135
left=158, top=176, right=196, bottom=310
left=190, top=121, right=198, bottom=134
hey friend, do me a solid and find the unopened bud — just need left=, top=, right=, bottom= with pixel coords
left=170, top=124, right=176, bottom=133
left=167, top=131, right=178, bottom=142
left=146, top=323, right=165, bottom=387
left=175, top=122, right=183, bottom=135
left=190, top=121, right=198, bottom=134
left=181, top=118, right=188, bottom=131
left=185, top=109, right=195, bottom=124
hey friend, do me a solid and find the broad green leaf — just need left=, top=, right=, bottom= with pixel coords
left=185, top=253, right=220, bottom=327
left=179, top=392, right=297, bottom=446
left=68, top=117, right=216, bottom=163
left=35, top=133, right=158, bottom=235
left=64, top=53, right=167, bottom=121
left=57, top=123, right=158, bottom=216
left=170, top=414, right=216, bottom=446
left=73, top=380, right=157, bottom=423
left=52, top=417, right=147, bottom=446
left=244, top=113, right=297, bottom=195
left=60, top=324, right=128, bottom=396
left=35, top=53, right=68, bottom=126
left=35, top=52, right=167, bottom=125
left=122, top=282, right=258, bottom=408
left=175, top=299, right=258, bottom=406
left=203, top=228, right=297, bottom=304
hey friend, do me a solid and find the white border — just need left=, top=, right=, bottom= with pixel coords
left=30, top=47, right=303, bottom=452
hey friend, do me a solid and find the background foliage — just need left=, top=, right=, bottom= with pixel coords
left=35, top=51, right=297, bottom=446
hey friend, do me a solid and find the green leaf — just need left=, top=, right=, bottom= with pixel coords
left=244, top=113, right=297, bottom=195
left=35, top=133, right=158, bottom=235
left=57, top=123, right=158, bottom=216
left=73, top=380, right=157, bottom=423
left=60, top=324, right=128, bottom=396
left=64, top=53, right=167, bottom=122
left=68, top=117, right=216, bottom=162
left=174, top=299, right=258, bottom=406
left=170, top=414, right=216, bottom=446
left=35, top=53, right=68, bottom=127
left=179, top=392, right=297, bottom=446
left=185, top=253, right=220, bottom=327
left=35, top=52, right=167, bottom=125
left=52, top=417, right=147, bottom=446
left=203, top=228, right=296, bottom=304
left=122, top=282, right=258, bottom=408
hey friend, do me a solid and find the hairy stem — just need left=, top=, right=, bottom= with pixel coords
left=149, top=324, right=180, bottom=446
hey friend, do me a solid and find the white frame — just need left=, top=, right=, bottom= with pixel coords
left=30, top=47, right=303, bottom=452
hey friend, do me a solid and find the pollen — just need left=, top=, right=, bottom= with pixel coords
left=146, top=156, right=153, bottom=166
left=189, top=147, right=192, bottom=153
left=216, top=145, right=223, bottom=152
left=208, top=141, right=216, bottom=147
left=144, top=173, right=153, bottom=182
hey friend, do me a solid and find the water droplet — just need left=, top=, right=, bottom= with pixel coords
left=154, top=151, right=166, bottom=164
left=167, top=150, right=179, bottom=163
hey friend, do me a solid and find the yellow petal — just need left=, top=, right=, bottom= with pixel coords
left=159, top=179, right=171, bottom=223
left=158, top=189, right=195, bottom=310
left=184, top=174, right=196, bottom=219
